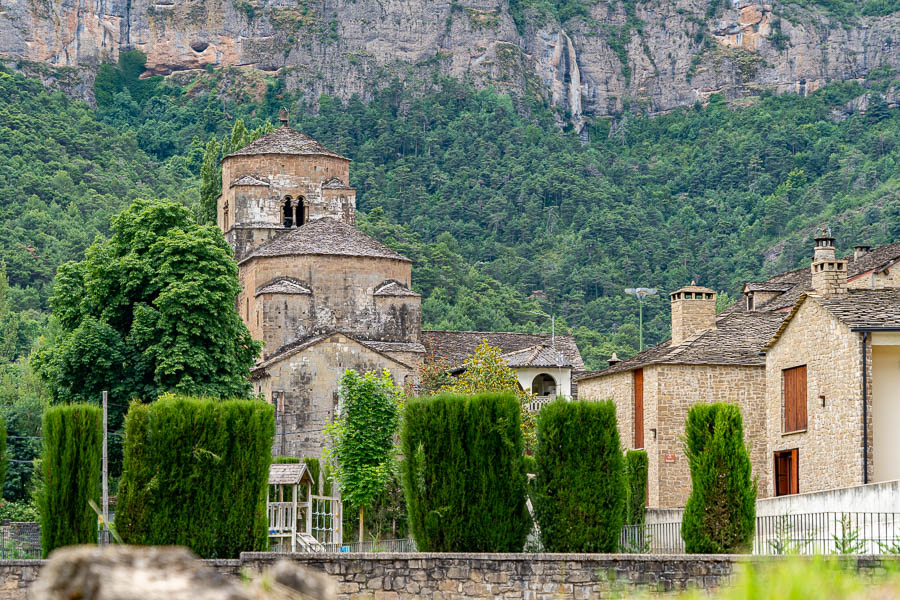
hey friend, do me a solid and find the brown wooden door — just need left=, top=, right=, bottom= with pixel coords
left=783, top=366, right=808, bottom=432
left=774, top=449, right=799, bottom=496
left=634, top=368, right=644, bottom=449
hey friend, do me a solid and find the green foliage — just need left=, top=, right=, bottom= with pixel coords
left=0, top=499, right=39, bottom=522
left=34, top=197, right=261, bottom=474
left=38, top=404, right=102, bottom=557
left=0, top=357, right=45, bottom=501
left=532, top=399, right=624, bottom=552
left=624, top=449, right=648, bottom=526
left=115, top=395, right=274, bottom=558
left=325, top=370, right=403, bottom=538
left=94, top=50, right=163, bottom=109
left=400, top=392, right=530, bottom=552
left=681, top=403, right=756, bottom=553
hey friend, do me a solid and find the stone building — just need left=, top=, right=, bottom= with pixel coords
left=422, top=330, right=586, bottom=407
left=218, top=114, right=424, bottom=459
left=577, top=231, right=900, bottom=508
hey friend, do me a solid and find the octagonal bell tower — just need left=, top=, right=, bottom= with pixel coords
left=218, top=110, right=356, bottom=261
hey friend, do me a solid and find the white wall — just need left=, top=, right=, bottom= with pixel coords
left=757, top=480, right=900, bottom=515
left=514, top=367, right=572, bottom=399
left=873, top=344, right=900, bottom=483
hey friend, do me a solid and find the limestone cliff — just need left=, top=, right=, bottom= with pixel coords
left=1, top=0, right=898, bottom=126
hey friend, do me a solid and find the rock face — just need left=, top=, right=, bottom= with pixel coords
left=29, top=545, right=337, bottom=600
left=1, top=0, right=898, bottom=122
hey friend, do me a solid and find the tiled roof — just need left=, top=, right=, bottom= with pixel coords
left=373, top=280, right=420, bottom=297
left=847, top=241, right=900, bottom=279
left=252, top=332, right=417, bottom=374
left=225, top=126, right=347, bottom=160
left=422, top=330, right=585, bottom=370
left=742, top=281, right=795, bottom=293
left=238, top=218, right=411, bottom=265
left=255, top=277, right=312, bottom=296
left=817, top=289, right=900, bottom=329
left=322, top=176, right=352, bottom=190
left=230, top=174, right=269, bottom=187
left=576, top=310, right=786, bottom=381
left=359, top=340, right=426, bottom=355
left=501, top=345, right=573, bottom=368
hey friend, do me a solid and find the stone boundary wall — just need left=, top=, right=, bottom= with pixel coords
left=0, top=553, right=895, bottom=600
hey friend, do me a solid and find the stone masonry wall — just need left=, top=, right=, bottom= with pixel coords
left=670, top=296, right=716, bottom=346
left=578, top=364, right=766, bottom=509
left=765, top=297, right=867, bottom=497
left=654, top=364, right=767, bottom=508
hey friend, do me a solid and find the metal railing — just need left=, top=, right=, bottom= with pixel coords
left=0, top=523, right=40, bottom=559
left=322, top=538, right=417, bottom=553
left=621, top=512, right=900, bottom=555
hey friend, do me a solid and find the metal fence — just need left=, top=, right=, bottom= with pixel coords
left=622, top=512, right=900, bottom=555
left=322, top=538, right=417, bottom=553
left=0, top=523, right=41, bottom=559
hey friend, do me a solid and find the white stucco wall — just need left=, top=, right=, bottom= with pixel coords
left=873, top=343, right=900, bottom=483
left=515, top=367, right=572, bottom=398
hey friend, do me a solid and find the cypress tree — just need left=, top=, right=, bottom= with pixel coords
left=532, top=400, right=625, bottom=552
left=401, top=392, right=530, bottom=552
left=115, top=395, right=274, bottom=558
left=38, top=404, right=102, bottom=557
left=625, top=450, right=648, bottom=526
left=681, top=403, right=757, bottom=553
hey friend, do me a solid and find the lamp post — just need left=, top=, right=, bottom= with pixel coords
left=624, top=287, right=658, bottom=351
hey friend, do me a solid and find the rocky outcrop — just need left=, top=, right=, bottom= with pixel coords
left=1, top=0, right=898, bottom=122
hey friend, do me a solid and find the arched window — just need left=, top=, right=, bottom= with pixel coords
left=531, top=373, right=557, bottom=398
left=294, top=196, right=306, bottom=227
left=282, top=197, right=293, bottom=228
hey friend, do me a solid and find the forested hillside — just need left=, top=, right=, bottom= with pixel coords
left=2, top=59, right=900, bottom=375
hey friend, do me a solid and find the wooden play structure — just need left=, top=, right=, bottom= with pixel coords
left=267, top=462, right=343, bottom=552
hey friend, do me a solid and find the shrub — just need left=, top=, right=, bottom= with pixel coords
left=401, top=392, right=530, bottom=552
left=625, top=449, right=648, bottom=526
left=38, top=404, right=102, bottom=557
left=681, top=403, right=756, bottom=553
left=115, top=395, right=274, bottom=558
left=532, top=399, right=625, bottom=552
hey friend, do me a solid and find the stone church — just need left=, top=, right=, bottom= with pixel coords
left=219, top=114, right=585, bottom=459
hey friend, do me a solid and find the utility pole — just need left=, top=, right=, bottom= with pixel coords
left=101, top=391, right=109, bottom=546
left=624, top=288, right=658, bottom=351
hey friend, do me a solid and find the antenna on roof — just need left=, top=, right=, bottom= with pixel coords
left=278, top=108, right=289, bottom=127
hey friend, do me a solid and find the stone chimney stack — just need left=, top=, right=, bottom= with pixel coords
left=607, top=353, right=622, bottom=367
left=810, top=228, right=847, bottom=296
left=670, top=282, right=717, bottom=346
left=853, top=244, right=871, bottom=261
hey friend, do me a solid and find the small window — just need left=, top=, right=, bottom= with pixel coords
left=747, top=293, right=754, bottom=311
left=282, top=197, right=293, bottom=228
left=774, top=449, right=799, bottom=496
left=783, top=365, right=807, bottom=433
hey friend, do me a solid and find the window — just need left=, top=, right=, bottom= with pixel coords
left=747, top=293, right=754, bottom=311
left=295, top=196, right=306, bottom=226
left=783, top=365, right=808, bottom=432
left=774, top=449, right=798, bottom=496
left=634, top=368, right=644, bottom=449
left=282, top=197, right=293, bottom=227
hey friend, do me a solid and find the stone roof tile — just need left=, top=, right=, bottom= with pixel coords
left=255, top=277, right=312, bottom=296
left=225, top=126, right=347, bottom=160
left=502, top=345, right=573, bottom=368
left=422, top=330, right=585, bottom=370
left=817, top=289, right=900, bottom=329
left=230, top=174, right=270, bottom=187
left=373, top=280, right=420, bottom=297
left=238, top=218, right=411, bottom=265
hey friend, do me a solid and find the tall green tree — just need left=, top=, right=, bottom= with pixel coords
left=38, top=404, right=102, bottom=557
left=34, top=198, right=261, bottom=474
left=532, top=399, right=625, bottom=552
left=325, top=369, right=403, bottom=543
left=681, top=403, right=757, bottom=553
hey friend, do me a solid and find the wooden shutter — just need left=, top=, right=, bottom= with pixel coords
left=783, top=365, right=808, bottom=432
left=634, top=368, right=644, bottom=449
left=774, top=449, right=799, bottom=496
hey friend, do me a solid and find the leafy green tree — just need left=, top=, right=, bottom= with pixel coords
left=401, top=392, right=530, bottom=552
left=681, top=403, right=757, bottom=553
left=38, top=404, right=102, bottom=557
left=34, top=198, right=261, bottom=475
left=532, top=399, right=625, bottom=552
left=325, top=369, right=403, bottom=543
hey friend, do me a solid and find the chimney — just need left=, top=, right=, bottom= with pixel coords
left=810, top=227, right=847, bottom=296
left=670, top=282, right=717, bottom=346
left=607, top=352, right=622, bottom=367
left=853, top=244, right=871, bottom=261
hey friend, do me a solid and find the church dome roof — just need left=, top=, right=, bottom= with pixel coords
left=224, top=126, right=348, bottom=160
left=238, top=218, right=411, bottom=265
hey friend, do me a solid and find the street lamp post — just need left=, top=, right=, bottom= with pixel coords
left=624, top=287, right=658, bottom=351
